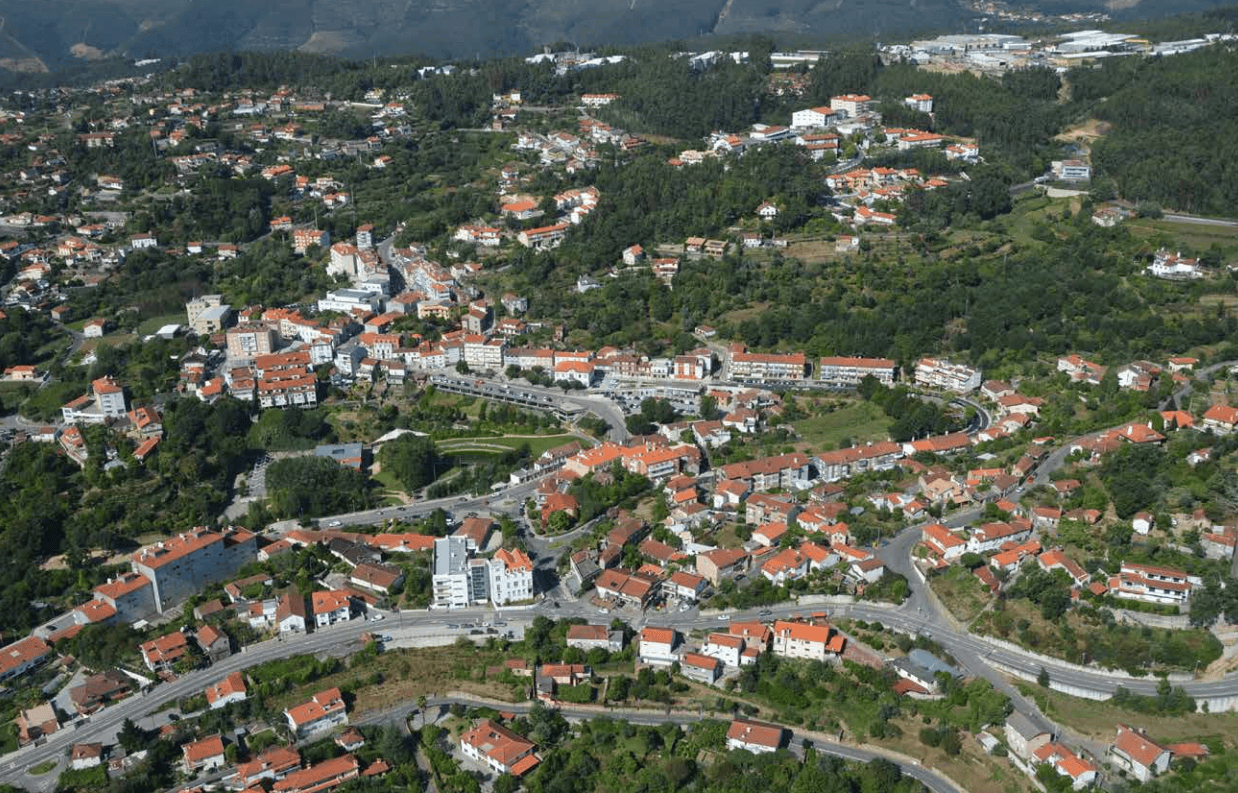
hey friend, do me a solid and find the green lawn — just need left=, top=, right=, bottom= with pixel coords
left=136, top=313, right=186, bottom=335
left=790, top=400, right=892, bottom=452
left=928, top=565, right=992, bottom=624
left=438, top=433, right=586, bottom=457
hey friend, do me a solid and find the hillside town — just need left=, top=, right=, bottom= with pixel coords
left=0, top=17, right=1236, bottom=793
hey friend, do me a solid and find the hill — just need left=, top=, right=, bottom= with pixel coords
left=0, top=0, right=1229, bottom=74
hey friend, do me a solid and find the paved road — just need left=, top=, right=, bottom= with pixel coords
left=1163, top=213, right=1238, bottom=229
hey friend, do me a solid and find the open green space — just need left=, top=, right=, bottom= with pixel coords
left=790, top=400, right=893, bottom=451
left=436, top=433, right=584, bottom=457
left=929, top=565, right=992, bottom=624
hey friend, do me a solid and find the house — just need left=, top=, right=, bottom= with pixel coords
left=272, top=754, right=360, bottom=793
left=70, top=743, right=104, bottom=771
left=1005, top=712, right=1052, bottom=760
left=726, top=719, right=786, bottom=754
left=1203, top=404, right=1238, bottom=435
left=312, top=590, right=354, bottom=627
left=350, top=562, right=405, bottom=594
left=277, top=593, right=308, bottom=634
left=701, top=632, right=746, bottom=668
left=285, top=688, right=348, bottom=738
left=206, top=671, right=248, bottom=709
left=922, top=523, right=965, bottom=561
left=139, top=631, right=192, bottom=673
left=14, top=703, right=59, bottom=745
left=966, top=521, right=1033, bottom=554
left=771, top=620, right=845, bottom=661
left=761, top=548, right=809, bottom=584
left=696, top=548, right=749, bottom=586
left=1132, top=513, right=1154, bottom=535
left=638, top=626, right=679, bottom=666
left=69, top=670, right=131, bottom=715
left=1033, top=743, right=1098, bottom=790
left=681, top=653, right=722, bottom=684
left=1110, top=725, right=1171, bottom=783
left=183, top=734, right=227, bottom=773
left=566, top=624, right=625, bottom=652
left=756, top=201, right=779, bottom=219
left=665, top=570, right=707, bottom=603
left=235, top=746, right=302, bottom=787
left=460, top=719, right=539, bottom=776
left=196, top=624, right=231, bottom=662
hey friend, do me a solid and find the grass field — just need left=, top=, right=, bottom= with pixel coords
left=437, top=433, right=584, bottom=457
left=135, top=313, right=185, bottom=335
left=790, top=400, right=892, bottom=451
left=1128, top=217, right=1238, bottom=253
left=1019, top=683, right=1238, bottom=745
left=929, top=565, right=992, bottom=624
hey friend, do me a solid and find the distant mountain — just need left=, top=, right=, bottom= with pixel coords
left=0, top=0, right=1225, bottom=73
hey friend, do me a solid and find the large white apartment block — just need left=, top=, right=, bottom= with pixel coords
left=790, top=106, right=835, bottom=129
left=130, top=527, right=258, bottom=613
left=487, top=548, right=534, bottom=606
left=317, top=289, right=382, bottom=315
left=829, top=94, right=872, bottom=117
left=432, top=537, right=489, bottom=609
left=817, top=356, right=896, bottom=386
left=914, top=357, right=981, bottom=393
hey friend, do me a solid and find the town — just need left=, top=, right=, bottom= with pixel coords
left=0, top=14, right=1237, bottom=793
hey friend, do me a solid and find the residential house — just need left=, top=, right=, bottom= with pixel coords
left=771, top=620, right=845, bottom=662
left=205, top=671, right=248, bottom=709
left=701, top=633, right=746, bottom=668
left=681, top=653, right=722, bottom=684
left=460, top=720, right=540, bottom=777
left=312, top=591, right=354, bottom=627
left=1033, top=743, right=1098, bottom=790
left=183, top=735, right=226, bottom=773
left=139, top=631, right=192, bottom=673
left=1110, top=725, right=1171, bottom=783
left=638, top=627, right=680, bottom=666
left=272, top=754, right=360, bottom=793
left=566, top=625, right=625, bottom=653
left=1005, top=712, right=1052, bottom=760
left=726, top=719, right=786, bottom=754
left=285, top=688, right=348, bottom=738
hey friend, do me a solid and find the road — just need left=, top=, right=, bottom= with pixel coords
left=1163, top=213, right=1238, bottom=229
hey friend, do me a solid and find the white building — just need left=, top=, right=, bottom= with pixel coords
left=487, top=548, right=534, bottom=606
left=817, top=356, right=896, bottom=386
left=914, top=357, right=981, bottom=393
left=790, top=106, right=835, bottom=129
left=432, top=536, right=489, bottom=609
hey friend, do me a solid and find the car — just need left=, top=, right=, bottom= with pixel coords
left=717, top=614, right=730, bottom=621
left=447, top=624, right=459, bottom=629
left=759, top=609, right=773, bottom=617
left=598, top=608, right=609, bottom=614
left=328, top=520, right=342, bottom=527
left=381, top=635, right=394, bottom=642
left=369, top=614, right=385, bottom=621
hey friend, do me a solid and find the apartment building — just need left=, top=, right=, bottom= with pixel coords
left=914, top=357, right=981, bottom=393
left=432, top=536, right=489, bottom=609
left=729, top=349, right=807, bottom=381
left=771, top=620, right=845, bottom=662
left=130, top=526, right=258, bottom=613
left=817, top=356, right=896, bottom=386
left=487, top=548, right=534, bottom=606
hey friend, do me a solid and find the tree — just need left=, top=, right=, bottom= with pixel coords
left=118, top=718, right=147, bottom=753
left=380, top=434, right=442, bottom=492
left=1038, top=666, right=1050, bottom=688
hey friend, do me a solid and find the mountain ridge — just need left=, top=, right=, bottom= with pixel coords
left=0, top=0, right=1225, bottom=73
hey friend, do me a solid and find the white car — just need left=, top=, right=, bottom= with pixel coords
left=369, top=614, right=385, bottom=621
left=328, top=520, right=342, bottom=527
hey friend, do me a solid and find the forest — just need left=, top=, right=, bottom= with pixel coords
left=1071, top=46, right=1238, bottom=216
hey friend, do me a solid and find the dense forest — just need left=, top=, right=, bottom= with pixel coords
left=1071, top=46, right=1238, bottom=216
